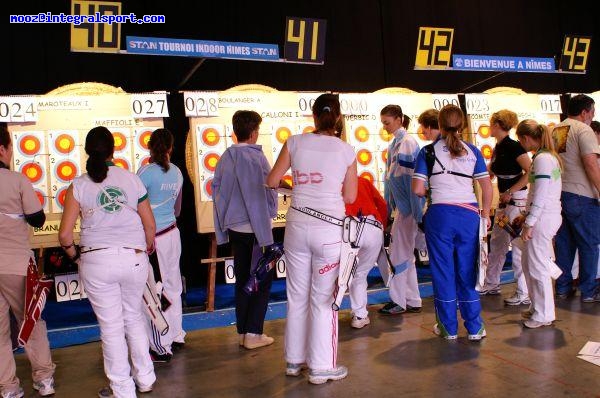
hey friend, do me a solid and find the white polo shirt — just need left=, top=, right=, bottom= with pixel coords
left=73, top=164, right=148, bottom=249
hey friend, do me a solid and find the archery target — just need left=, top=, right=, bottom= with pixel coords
left=111, top=128, right=133, bottom=170
left=271, top=124, right=294, bottom=165
left=196, top=125, right=226, bottom=201
left=132, top=128, right=153, bottom=172
left=12, top=131, right=50, bottom=211
left=48, top=130, right=81, bottom=213
left=347, top=122, right=381, bottom=191
left=299, top=123, right=315, bottom=134
left=470, top=119, right=495, bottom=164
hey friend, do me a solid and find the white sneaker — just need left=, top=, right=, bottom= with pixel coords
left=33, top=377, right=55, bottom=396
left=1, top=387, right=24, bottom=398
left=243, top=333, right=274, bottom=349
left=523, top=319, right=553, bottom=329
left=286, top=362, right=307, bottom=377
left=504, top=294, right=531, bottom=306
left=351, top=315, right=370, bottom=329
left=136, top=383, right=153, bottom=393
left=308, top=366, right=348, bottom=384
left=467, top=327, right=487, bottom=341
left=433, top=323, right=458, bottom=340
left=478, top=285, right=501, bottom=295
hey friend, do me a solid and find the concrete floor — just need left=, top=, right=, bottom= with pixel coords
left=14, top=283, right=600, bottom=398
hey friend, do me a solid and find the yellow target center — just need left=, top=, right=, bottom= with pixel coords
left=26, top=168, right=38, bottom=179
left=24, top=140, right=36, bottom=151
left=59, top=138, right=72, bottom=151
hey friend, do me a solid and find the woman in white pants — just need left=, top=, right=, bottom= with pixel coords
left=481, top=110, right=531, bottom=305
left=346, top=176, right=387, bottom=328
left=515, top=120, right=562, bottom=328
left=267, top=94, right=357, bottom=384
left=59, top=127, right=157, bottom=397
left=138, top=128, right=185, bottom=361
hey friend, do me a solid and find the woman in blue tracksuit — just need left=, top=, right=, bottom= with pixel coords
left=412, top=105, right=492, bottom=341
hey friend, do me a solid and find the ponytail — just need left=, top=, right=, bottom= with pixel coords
left=148, top=128, right=174, bottom=172
left=85, top=127, right=114, bottom=183
left=439, top=105, right=466, bottom=157
left=516, top=119, right=562, bottom=169
left=312, top=94, right=341, bottom=132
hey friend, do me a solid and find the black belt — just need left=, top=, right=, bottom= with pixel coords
left=156, top=223, right=177, bottom=237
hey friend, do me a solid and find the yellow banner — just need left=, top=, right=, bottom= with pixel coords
left=33, top=219, right=81, bottom=236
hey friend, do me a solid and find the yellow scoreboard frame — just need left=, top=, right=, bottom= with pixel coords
left=184, top=85, right=460, bottom=234
left=8, top=82, right=163, bottom=248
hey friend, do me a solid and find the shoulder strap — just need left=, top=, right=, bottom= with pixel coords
left=426, top=143, right=473, bottom=179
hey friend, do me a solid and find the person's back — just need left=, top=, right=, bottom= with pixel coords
left=287, top=133, right=355, bottom=219
left=137, top=162, right=182, bottom=230
left=74, top=164, right=147, bottom=250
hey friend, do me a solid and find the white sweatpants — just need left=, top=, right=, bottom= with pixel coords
left=146, top=227, right=185, bottom=354
left=284, top=221, right=341, bottom=371
left=349, top=217, right=384, bottom=319
left=486, top=204, right=529, bottom=296
left=80, top=247, right=156, bottom=398
left=521, top=213, right=562, bottom=323
left=389, top=212, right=422, bottom=308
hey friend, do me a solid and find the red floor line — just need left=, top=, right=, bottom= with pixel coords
left=406, top=318, right=598, bottom=398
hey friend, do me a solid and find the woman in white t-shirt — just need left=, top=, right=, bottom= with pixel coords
left=59, top=127, right=156, bottom=398
left=267, top=94, right=357, bottom=385
left=515, top=120, right=562, bottom=328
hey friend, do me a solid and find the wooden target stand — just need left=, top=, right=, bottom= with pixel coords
left=8, top=82, right=162, bottom=277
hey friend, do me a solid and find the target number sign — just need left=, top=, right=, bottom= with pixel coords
left=55, top=272, right=87, bottom=302
left=285, top=17, right=327, bottom=64
left=560, top=35, right=591, bottom=73
left=415, top=27, right=454, bottom=68
left=184, top=92, right=219, bottom=117
left=70, top=1, right=121, bottom=53
left=539, top=95, right=562, bottom=114
left=224, top=259, right=236, bottom=284
left=0, top=97, right=38, bottom=122
left=130, top=93, right=169, bottom=118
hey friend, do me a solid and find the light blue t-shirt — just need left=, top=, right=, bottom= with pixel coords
left=137, top=162, right=183, bottom=231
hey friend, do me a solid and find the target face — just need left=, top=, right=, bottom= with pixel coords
left=35, top=189, right=46, bottom=207
left=379, top=127, right=393, bottom=142
left=55, top=160, right=78, bottom=182
left=113, top=132, right=128, bottom=151
left=54, top=186, right=68, bottom=210
left=20, top=162, right=44, bottom=184
left=481, top=144, right=493, bottom=160
left=203, top=178, right=213, bottom=199
left=359, top=171, right=375, bottom=183
left=201, top=128, right=221, bottom=146
left=137, top=130, right=151, bottom=150
left=381, top=149, right=388, bottom=164
left=478, top=125, right=491, bottom=139
left=202, top=152, right=220, bottom=172
left=54, top=134, right=76, bottom=154
left=18, top=135, right=41, bottom=156
left=275, top=127, right=292, bottom=144
left=357, top=149, right=373, bottom=166
left=302, top=125, right=315, bottom=134
left=113, top=158, right=130, bottom=170
left=354, top=126, right=370, bottom=143
left=283, top=174, right=293, bottom=187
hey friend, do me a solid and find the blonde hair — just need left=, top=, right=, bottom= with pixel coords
left=439, top=105, right=465, bottom=157
left=490, top=109, right=519, bottom=132
left=516, top=119, right=562, bottom=169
